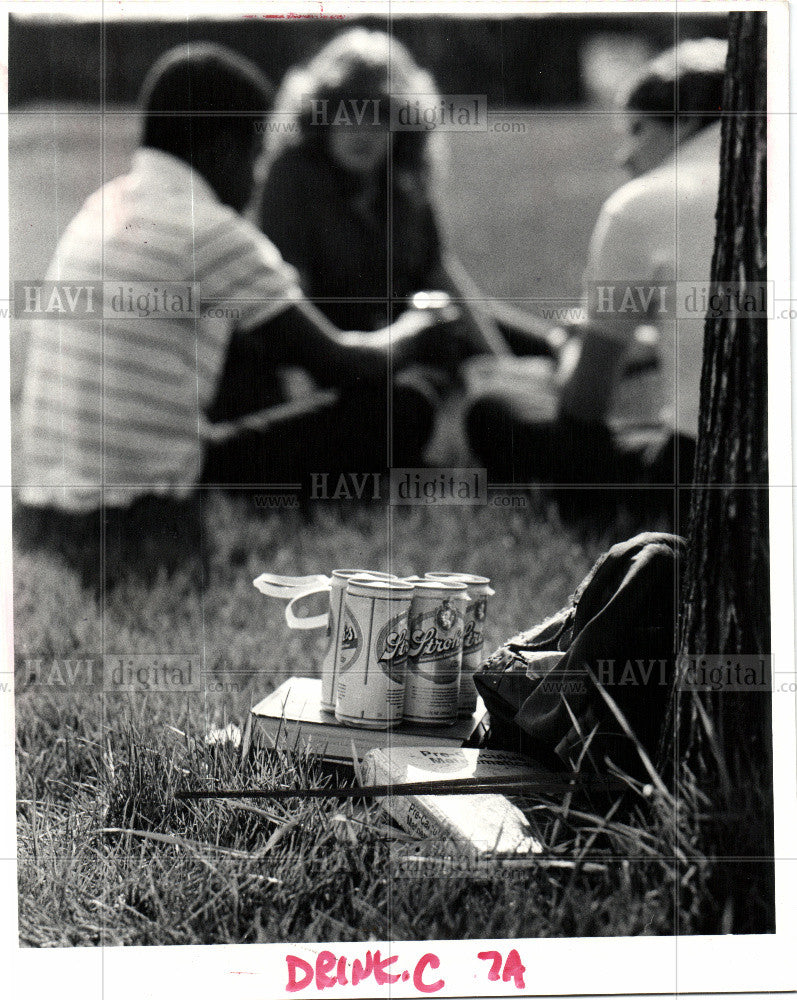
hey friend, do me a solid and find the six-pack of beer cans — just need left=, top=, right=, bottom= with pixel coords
left=254, top=569, right=494, bottom=729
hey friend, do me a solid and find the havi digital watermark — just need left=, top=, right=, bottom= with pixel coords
left=390, top=468, right=487, bottom=506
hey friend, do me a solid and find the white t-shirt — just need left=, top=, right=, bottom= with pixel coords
left=583, top=121, right=722, bottom=438
left=18, top=148, right=303, bottom=511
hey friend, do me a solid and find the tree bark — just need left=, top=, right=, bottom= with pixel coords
left=676, top=11, right=774, bottom=933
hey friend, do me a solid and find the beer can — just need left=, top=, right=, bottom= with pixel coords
left=404, top=580, right=469, bottom=726
left=425, top=572, right=495, bottom=715
left=320, top=569, right=400, bottom=711
left=334, top=577, right=415, bottom=729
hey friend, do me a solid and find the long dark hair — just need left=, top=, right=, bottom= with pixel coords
left=264, top=29, right=442, bottom=192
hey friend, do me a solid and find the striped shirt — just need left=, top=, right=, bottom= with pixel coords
left=18, top=147, right=302, bottom=511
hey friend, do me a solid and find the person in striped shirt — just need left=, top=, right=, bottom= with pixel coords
left=18, top=43, right=462, bottom=516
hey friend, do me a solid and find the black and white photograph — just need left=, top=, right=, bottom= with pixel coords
left=1, top=1, right=794, bottom=997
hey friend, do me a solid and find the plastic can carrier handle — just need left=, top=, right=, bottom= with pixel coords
left=284, top=581, right=333, bottom=631
left=252, top=573, right=330, bottom=599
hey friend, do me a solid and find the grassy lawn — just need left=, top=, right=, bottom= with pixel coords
left=11, top=104, right=699, bottom=946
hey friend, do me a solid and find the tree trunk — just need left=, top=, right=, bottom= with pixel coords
left=677, top=11, right=774, bottom=933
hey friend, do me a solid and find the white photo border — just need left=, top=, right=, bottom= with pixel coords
left=0, top=1, right=794, bottom=998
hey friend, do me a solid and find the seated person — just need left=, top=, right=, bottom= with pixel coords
left=257, top=28, right=558, bottom=362
left=17, top=42, right=467, bottom=518
left=466, top=39, right=727, bottom=492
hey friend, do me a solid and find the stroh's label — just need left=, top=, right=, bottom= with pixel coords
left=404, top=587, right=467, bottom=725
left=338, top=608, right=363, bottom=670
left=424, top=573, right=494, bottom=717
left=462, top=596, right=487, bottom=654
left=458, top=592, right=489, bottom=716
left=375, top=613, right=410, bottom=683
left=407, top=602, right=463, bottom=680
left=335, top=580, right=415, bottom=730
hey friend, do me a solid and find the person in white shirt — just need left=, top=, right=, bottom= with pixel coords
left=18, top=43, right=464, bottom=516
left=465, top=39, right=727, bottom=499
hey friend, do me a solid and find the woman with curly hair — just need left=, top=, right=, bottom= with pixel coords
left=256, top=28, right=555, bottom=360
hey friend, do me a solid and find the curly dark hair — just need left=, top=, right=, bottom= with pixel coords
left=266, top=28, right=441, bottom=183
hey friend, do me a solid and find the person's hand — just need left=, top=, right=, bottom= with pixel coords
left=411, top=289, right=512, bottom=361
left=400, top=304, right=477, bottom=377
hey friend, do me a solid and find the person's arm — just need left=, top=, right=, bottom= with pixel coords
left=408, top=197, right=511, bottom=357
left=427, top=254, right=513, bottom=357
left=486, top=298, right=571, bottom=359
left=248, top=299, right=462, bottom=390
left=557, top=327, right=630, bottom=423
left=558, top=189, right=651, bottom=423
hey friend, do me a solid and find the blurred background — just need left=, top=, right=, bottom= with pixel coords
left=8, top=10, right=729, bottom=404
left=9, top=9, right=727, bottom=108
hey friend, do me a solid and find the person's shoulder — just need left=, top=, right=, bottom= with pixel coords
left=676, top=124, right=722, bottom=194
left=586, top=167, right=679, bottom=281
left=193, top=201, right=303, bottom=310
left=69, top=169, right=130, bottom=223
left=602, top=125, right=721, bottom=223
left=196, top=200, right=287, bottom=266
left=46, top=171, right=130, bottom=265
left=591, top=168, right=678, bottom=266
left=601, top=168, right=674, bottom=225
